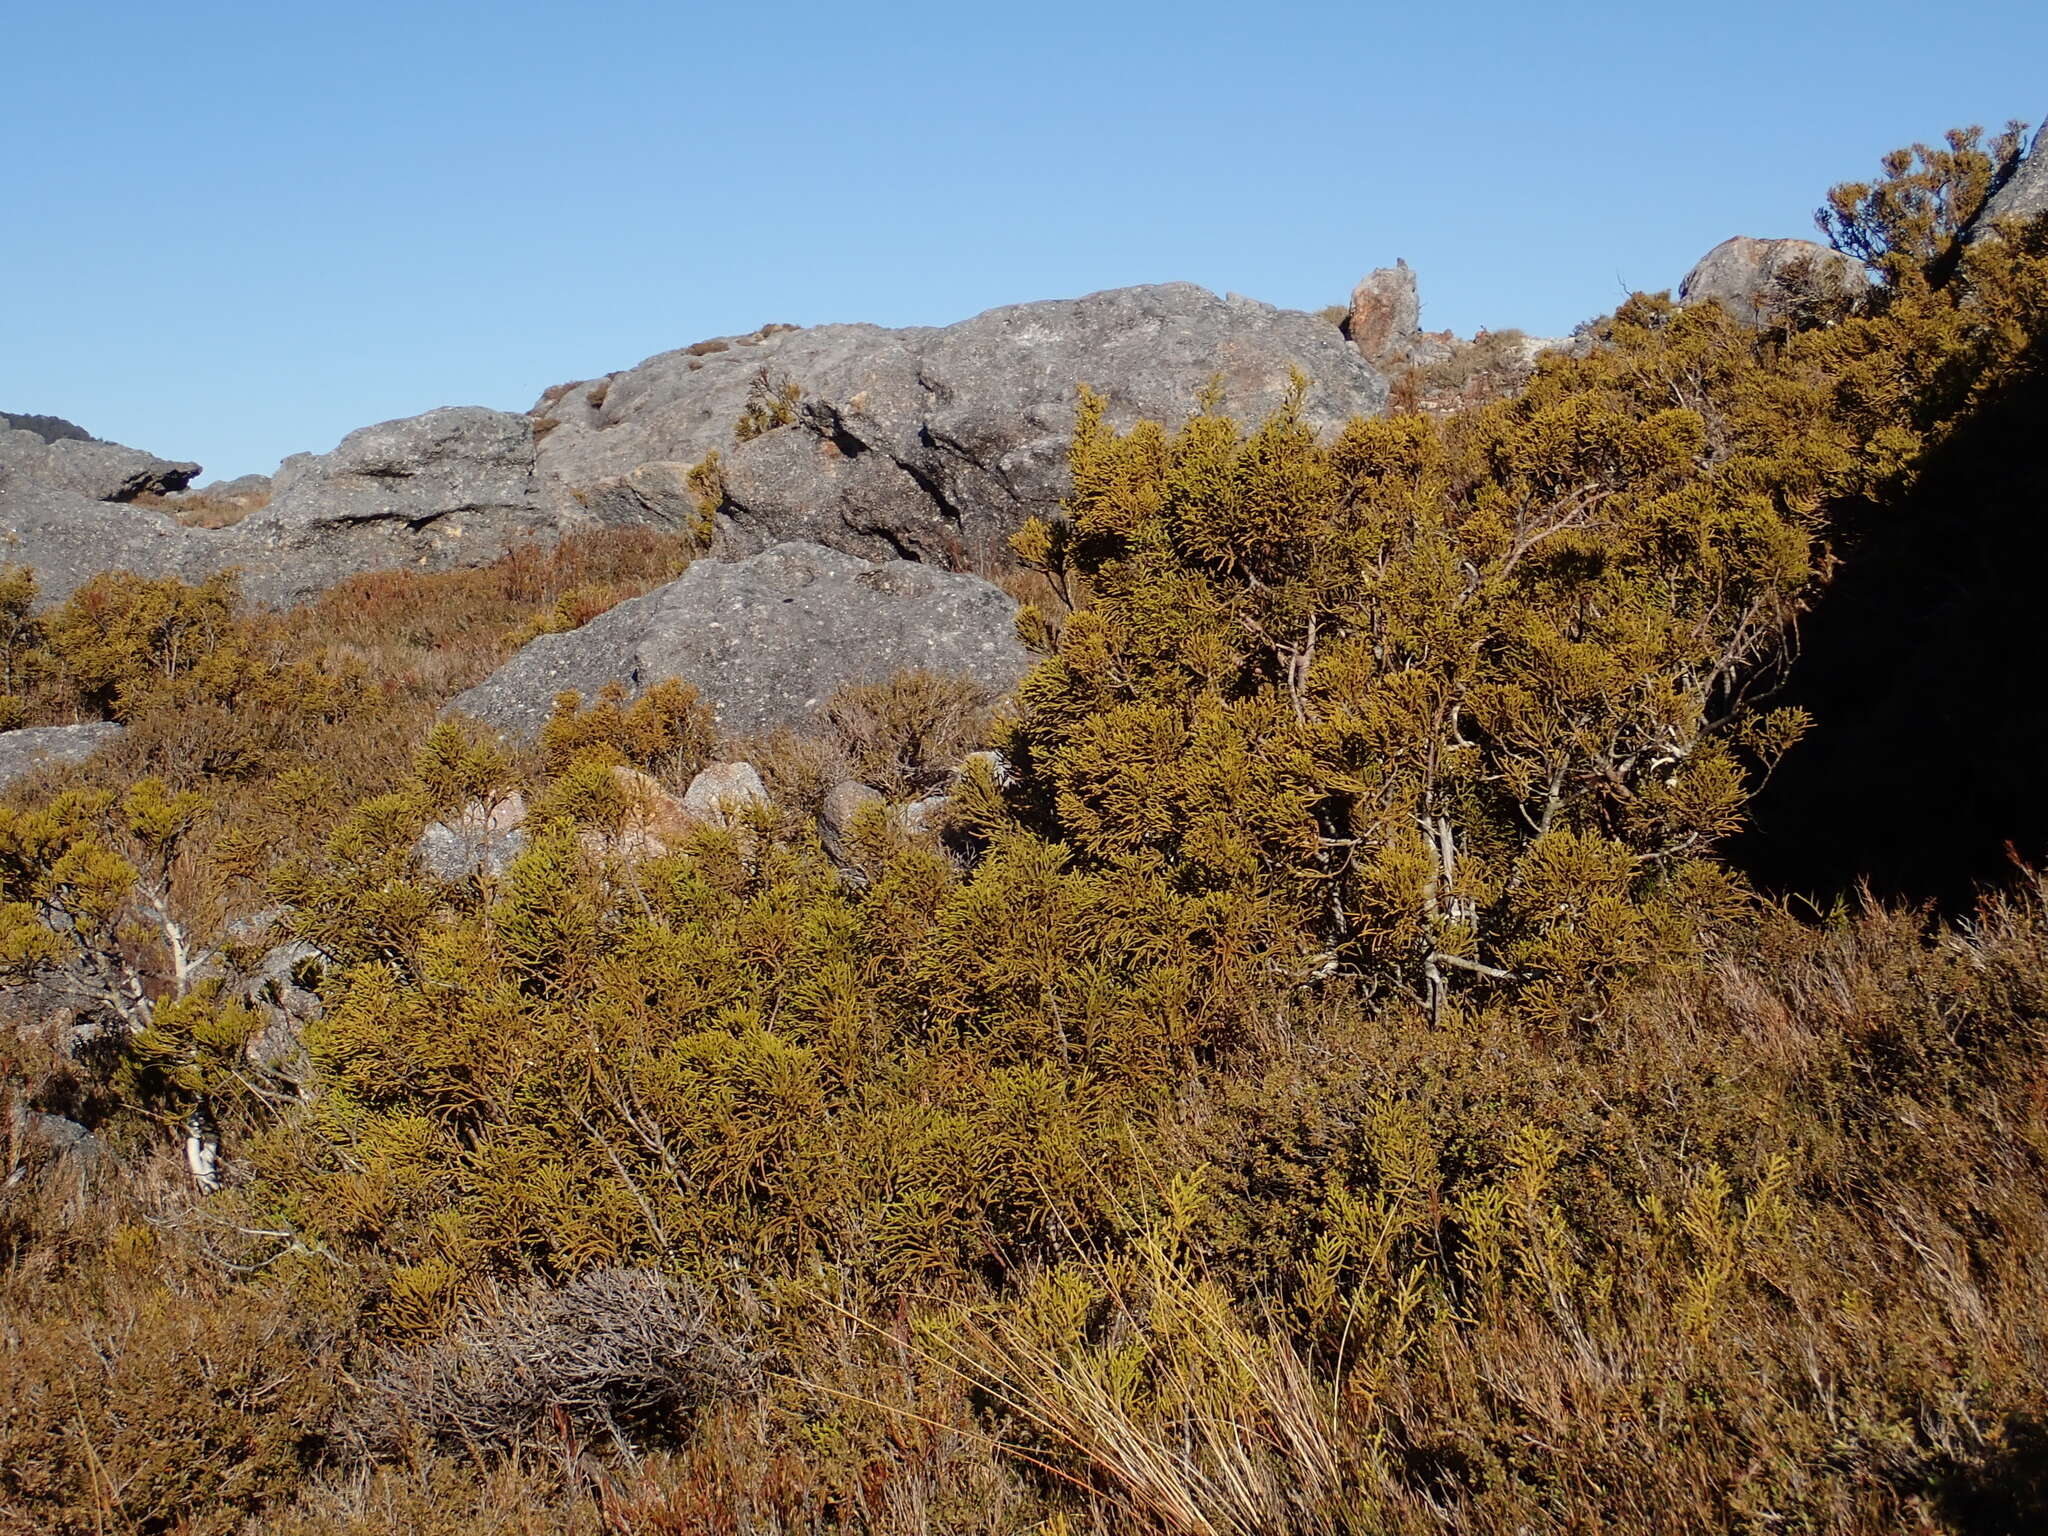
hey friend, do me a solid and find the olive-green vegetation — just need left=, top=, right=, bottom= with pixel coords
left=4, top=127, right=2047, bottom=1535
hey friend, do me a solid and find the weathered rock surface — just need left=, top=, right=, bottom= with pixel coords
left=6, top=1105, right=101, bottom=1178
left=819, top=779, right=885, bottom=864
left=533, top=284, right=1389, bottom=567
left=0, top=722, right=127, bottom=791
left=0, top=473, right=215, bottom=601
left=0, top=426, right=199, bottom=502
left=1346, top=262, right=1423, bottom=368
left=680, top=761, right=769, bottom=823
left=0, top=285, right=1393, bottom=606
left=448, top=542, right=1031, bottom=740
left=1677, top=237, right=1868, bottom=327
left=0, top=407, right=569, bottom=609
left=1972, top=119, right=2048, bottom=238
left=227, top=407, right=562, bottom=607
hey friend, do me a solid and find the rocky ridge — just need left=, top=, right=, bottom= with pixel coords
left=532, top=283, right=1390, bottom=567
left=12, top=114, right=2046, bottom=619
left=0, top=284, right=1391, bottom=608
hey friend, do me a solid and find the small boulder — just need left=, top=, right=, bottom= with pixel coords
left=681, top=762, right=769, bottom=825
left=898, top=794, right=952, bottom=838
left=1346, top=261, right=1422, bottom=368
left=7, top=1106, right=101, bottom=1179
left=606, top=765, right=697, bottom=856
left=819, top=779, right=885, bottom=863
left=0, top=722, right=126, bottom=792
left=1677, top=237, right=1867, bottom=328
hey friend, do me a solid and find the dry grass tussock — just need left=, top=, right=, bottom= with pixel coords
left=959, top=891, right=2048, bottom=1535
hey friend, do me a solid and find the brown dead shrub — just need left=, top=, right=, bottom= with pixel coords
left=823, top=669, right=996, bottom=799
left=353, top=1269, right=754, bottom=1457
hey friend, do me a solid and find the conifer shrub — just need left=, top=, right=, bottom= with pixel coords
left=536, top=679, right=718, bottom=784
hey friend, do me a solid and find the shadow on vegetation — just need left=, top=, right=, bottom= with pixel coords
left=1737, top=329, right=2048, bottom=911
left=1934, top=1413, right=2048, bottom=1534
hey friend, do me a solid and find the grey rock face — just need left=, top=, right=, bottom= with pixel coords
left=0, top=427, right=199, bottom=502
left=229, top=407, right=561, bottom=608
left=0, top=285, right=1389, bottom=608
left=0, top=473, right=220, bottom=601
left=1346, top=262, right=1423, bottom=368
left=8, top=1106, right=102, bottom=1178
left=1972, top=119, right=2048, bottom=237
left=1677, top=237, right=1868, bottom=327
left=819, top=779, right=885, bottom=865
left=533, top=284, right=1388, bottom=567
left=0, top=721, right=126, bottom=791
left=448, top=542, right=1032, bottom=740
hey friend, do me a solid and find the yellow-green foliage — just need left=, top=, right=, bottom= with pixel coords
left=1818, top=120, right=2029, bottom=285
left=5, top=126, right=2048, bottom=1536
left=535, top=678, right=717, bottom=782
left=1000, top=306, right=1828, bottom=1021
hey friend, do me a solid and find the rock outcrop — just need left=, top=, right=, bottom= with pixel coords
left=1677, top=237, right=1868, bottom=327
left=448, top=542, right=1031, bottom=740
left=0, top=722, right=126, bottom=791
left=1971, top=119, right=2048, bottom=238
left=226, top=407, right=560, bottom=607
left=532, top=284, right=1389, bottom=567
left=0, top=428, right=198, bottom=502
left=0, top=474, right=214, bottom=601
left=1345, top=262, right=1424, bottom=369
left=0, top=283, right=1390, bottom=607
left=0, top=412, right=94, bottom=445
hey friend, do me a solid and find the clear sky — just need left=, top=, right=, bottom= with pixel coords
left=4, top=1, right=2043, bottom=481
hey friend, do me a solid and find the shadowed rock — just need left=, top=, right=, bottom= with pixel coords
left=0, top=412, right=94, bottom=445
left=0, top=427, right=198, bottom=502
left=1970, top=118, right=2048, bottom=239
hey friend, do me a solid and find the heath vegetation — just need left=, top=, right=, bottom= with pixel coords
left=3, top=126, right=2046, bottom=1534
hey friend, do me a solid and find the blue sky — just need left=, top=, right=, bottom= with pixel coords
left=4, top=1, right=2043, bottom=480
